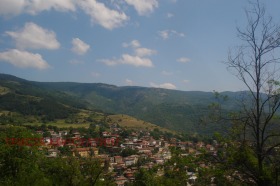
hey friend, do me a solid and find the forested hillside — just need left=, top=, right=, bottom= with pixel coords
left=0, top=74, right=242, bottom=134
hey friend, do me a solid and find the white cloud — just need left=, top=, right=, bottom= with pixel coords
left=0, top=0, right=26, bottom=16
left=150, top=82, right=176, bottom=89
left=183, top=79, right=190, bottom=83
left=102, top=40, right=155, bottom=68
left=0, top=0, right=127, bottom=30
left=0, top=49, right=49, bottom=69
left=121, top=54, right=153, bottom=67
left=78, top=0, right=128, bottom=30
left=124, top=0, right=158, bottom=16
left=125, top=79, right=134, bottom=85
left=158, top=30, right=185, bottom=40
left=167, top=13, right=174, bottom=18
left=101, top=54, right=153, bottom=67
left=99, top=58, right=119, bottom=66
left=27, top=0, right=76, bottom=14
left=71, top=38, right=90, bottom=55
left=177, top=57, right=191, bottom=63
left=6, top=22, right=60, bottom=50
left=122, top=40, right=140, bottom=48
left=123, top=40, right=156, bottom=57
left=161, top=70, right=173, bottom=76
left=135, top=48, right=156, bottom=57
left=0, top=0, right=75, bottom=16
left=158, top=30, right=169, bottom=40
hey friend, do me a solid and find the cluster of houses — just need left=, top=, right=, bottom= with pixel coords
left=35, top=123, right=219, bottom=186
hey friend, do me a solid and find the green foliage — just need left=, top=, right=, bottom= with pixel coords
left=0, top=73, right=241, bottom=134
left=0, top=125, right=114, bottom=186
left=0, top=126, right=48, bottom=185
left=121, top=148, right=138, bottom=157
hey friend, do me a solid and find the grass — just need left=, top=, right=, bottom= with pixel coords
left=0, top=86, right=10, bottom=95
left=108, top=114, right=177, bottom=134
left=23, top=120, right=90, bottom=128
left=4, top=108, right=176, bottom=133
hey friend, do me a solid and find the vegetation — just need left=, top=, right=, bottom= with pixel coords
left=1, top=73, right=241, bottom=135
left=0, top=125, right=114, bottom=186
left=205, top=1, right=280, bottom=185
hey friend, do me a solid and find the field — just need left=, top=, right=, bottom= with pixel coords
left=108, top=114, right=177, bottom=134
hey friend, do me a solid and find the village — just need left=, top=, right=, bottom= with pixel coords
left=28, top=122, right=220, bottom=186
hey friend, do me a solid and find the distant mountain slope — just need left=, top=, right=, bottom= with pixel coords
left=0, top=74, right=241, bottom=134
left=0, top=74, right=89, bottom=122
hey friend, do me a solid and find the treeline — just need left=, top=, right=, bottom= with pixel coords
left=0, top=93, right=78, bottom=121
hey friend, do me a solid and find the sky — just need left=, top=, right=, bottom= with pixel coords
left=0, top=0, right=280, bottom=92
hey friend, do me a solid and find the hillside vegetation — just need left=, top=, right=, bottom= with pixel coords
left=0, top=74, right=241, bottom=134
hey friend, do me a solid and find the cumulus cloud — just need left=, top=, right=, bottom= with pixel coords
left=0, top=0, right=75, bottom=16
left=71, top=38, right=90, bottom=55
left=150, top=82, right=176, bottom=89
left=6, top=22, right=60, bottom=50
left=0, top=0, right=128, bottom=30
left=122, top=40, right=140, bottom=48
left=26, top=0, right=76, bottom=14
left=0, top=0, right=26, bottom=16
left=158, top=30, right=185, bottom=40
left=78, top=0, right=128, bottom=30
left=100, top=58, right=119, bottom=66
left=101, top=54, right=153, bottom=67
left=177, top=57, right=191, bottom=63
left=135, top=48, right=156, bottom=57
left=0, top=49, right=49, bottom=69
left=121, top=54, right=153, bottom=67
left=124, top=0, right=158, bottom=16
left=102, top=40, right=156, bottom=68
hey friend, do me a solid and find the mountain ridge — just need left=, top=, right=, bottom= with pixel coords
left=0, top=73, right=242, bottom=134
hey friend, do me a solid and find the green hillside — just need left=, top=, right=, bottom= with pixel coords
left=0, top=74, right=240, bottom=134
left=34, top=79, right=239, bottom=134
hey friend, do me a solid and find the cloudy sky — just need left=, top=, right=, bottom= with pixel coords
left=0, top=0, right=280, bottom=91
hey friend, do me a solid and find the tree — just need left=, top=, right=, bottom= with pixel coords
left=0, top=126, right=49, bottom=185
left=225, top=0, right=280, bottom=185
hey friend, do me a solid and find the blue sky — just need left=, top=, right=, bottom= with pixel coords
left=0, top=0, right=280, bottom=91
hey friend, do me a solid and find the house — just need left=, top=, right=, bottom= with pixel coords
left=115, top=176, right=128, bottom=186
left=124, top=169, right=135, bottom=181
left=102, top=131, right=111, bottom=137
left=155, top=158, right=164, bottom=165
left=206, top=144, right=215, bottom=151
left=189, top=175, right=197, bottom=185
left=72, top=132, right=81, bottom=138
left=187, top=148, right=196, bottom=154
left=124, top=157, right=135, bottom=166
left=47, top=149, right=59, bottom=157
left=72, top=147, right=98, bottom=157
left=122, top=141, right=136, bottom=149
left=114, top=156, right=123, bottom=164
left=138, top=148, right=152, bottom=154
left=196, top=142, right=205, bottom=149
left=87, top=138, right=97, bottom=147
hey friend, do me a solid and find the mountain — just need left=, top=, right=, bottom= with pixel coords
left=0, top=74, right=91, bottom=124
left=0, top=74, right=241, bottom=134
